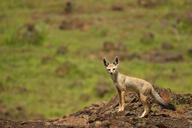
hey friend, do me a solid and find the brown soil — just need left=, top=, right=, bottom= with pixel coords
left=90, top=41, right=140, bottom=61
left=0, top=87, right=191, bottom=128
left=90, top=41, right=184, bottom=63
left=59, top=18, right=91, bottom=31
left=142, top=51, right=183, bottom=62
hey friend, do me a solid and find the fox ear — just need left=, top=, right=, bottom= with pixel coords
left=113, top=56, right=119, bottom=65
left=103, top=58, right=109, bottom=67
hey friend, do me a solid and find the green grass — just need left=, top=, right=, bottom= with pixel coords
left=0, top=0, right=191, bottom=120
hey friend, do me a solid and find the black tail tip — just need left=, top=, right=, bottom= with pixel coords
left=166, top=103, right=176, bottom=111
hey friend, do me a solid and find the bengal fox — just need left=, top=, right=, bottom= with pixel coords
left=103, top=56, right=176, bottom=118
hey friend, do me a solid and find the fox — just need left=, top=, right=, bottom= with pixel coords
left=103, top=56, right=176, bottom=118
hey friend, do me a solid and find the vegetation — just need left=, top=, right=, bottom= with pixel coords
left=0, top=0, right=191, bottom=120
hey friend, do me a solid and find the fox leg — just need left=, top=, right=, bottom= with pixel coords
left=117, top=89, right=122, bottom=112
left=121, top=91, right=126, bottom=111
left=139, top=94, right=149, bottom=118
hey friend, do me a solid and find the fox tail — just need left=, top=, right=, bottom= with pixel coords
left=151, top=88, right=176, bottom=111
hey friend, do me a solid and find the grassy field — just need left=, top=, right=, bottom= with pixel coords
left=0, top=0, right=191, bottom=120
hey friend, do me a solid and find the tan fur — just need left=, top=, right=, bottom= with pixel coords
left=103, top=57, right=175, bottom=118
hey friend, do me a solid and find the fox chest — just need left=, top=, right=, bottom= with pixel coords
left=114, top=82, right=125, bottom=91
left=114, top=78, right=128, bottom=91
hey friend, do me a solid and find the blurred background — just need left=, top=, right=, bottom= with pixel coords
left=0, top=0, right=191, bottom=120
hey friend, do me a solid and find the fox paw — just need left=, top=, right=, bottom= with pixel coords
left=139, top=112, right=147, bottom=118
left=118, top=108, right=122, bottom=112
left=138, top=115, right=145, bottom=118
left=118, top=107, right=124, bottom=112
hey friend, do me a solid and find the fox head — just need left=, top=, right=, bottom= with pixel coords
left=103, top=56, right=119, bottom=75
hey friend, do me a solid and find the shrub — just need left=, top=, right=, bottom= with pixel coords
left=5, top=23, right=46, bottom=46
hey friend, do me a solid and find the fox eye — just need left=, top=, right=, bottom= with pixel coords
left=107, top=69, right=110, bottom=71
left=113, top=68, right=115, bottom=70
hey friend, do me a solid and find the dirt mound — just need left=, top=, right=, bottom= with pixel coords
left=142, top=51, right=183, bottom=62
left=90, top=41, right=140, bottom=61
left=0, top=87, right=191, bottom=128
left=59, top=18, right=91, bottom=31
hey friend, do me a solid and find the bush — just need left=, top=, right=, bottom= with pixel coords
left=5, top=23, right=46, bottom=46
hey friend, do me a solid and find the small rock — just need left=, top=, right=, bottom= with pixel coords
left=111, top=5, right=124, bottom=11
left=19, top=87, right=27, bottom=93
left=16, top=105, right=23, bottom=111
left=41, top=56, right=54, bottom=64
left=56, top=45, right=68, bottom=54
left=162, top=42, right=174, bottom=50
left=64, top=1, right=74, bottom=14
left=80, top=94, right=90, bottom=101
left=25, top=23, right=35, bottom=32
left=59, top=20, right=71, bottom=30
left=70, top=81, right=84, bottom=88
left=140, top=32, right=155, bottom=44
left=55, top=62, right=74, bottom=76
left=103, top=41, right=116, bottom=52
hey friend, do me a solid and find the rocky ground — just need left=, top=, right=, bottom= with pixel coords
left=0, top=87, right=191, bottom=128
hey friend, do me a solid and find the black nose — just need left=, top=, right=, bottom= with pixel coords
left=110, top=72, right=113, bottom=75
